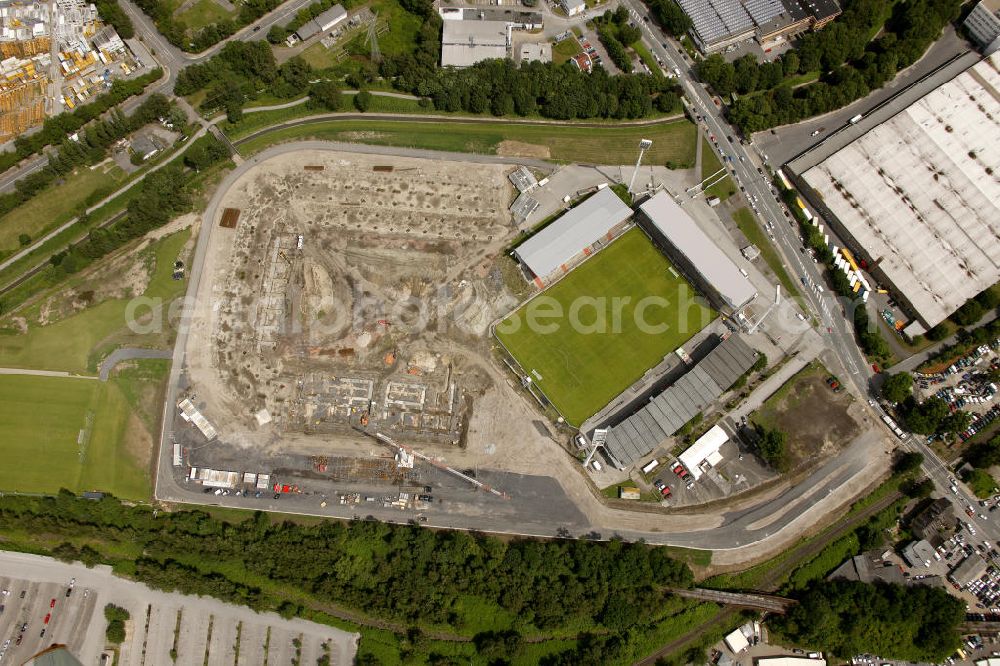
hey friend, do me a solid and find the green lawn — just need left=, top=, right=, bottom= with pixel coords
left=0, top=164, right=125, bottom=260
left=732, top=207, right=802, bottom=302
left=497, top=228, right=713, bottom=424
left=0, top=374, right=151, bottom=499
left=700, top=138, right=735, bottom=201
left=552, top=38, right=582, bottom=65
left=236, top=117, right=698, bottom=167
left=964, top=468, right=997, bottom=499
left=176, top=0, right=235, bottom=31
left=0, top=229, right=190, bottom=373
left=633, top=42, right=664, bottom=79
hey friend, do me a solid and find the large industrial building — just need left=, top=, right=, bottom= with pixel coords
left=677, top=0, right=840, bottom=52
left=599, top=334, right=757, bottom=469
left=638, top=191, right=757, bottom=312
left=965, top=0, right=1000, bottom=54
left=438, top=7, right=543, bottom=67
left=512, top=187, right=633, bottom=286
left=799, top=52, right=1000, bottom=331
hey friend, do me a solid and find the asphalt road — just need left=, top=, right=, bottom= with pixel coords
left=623, top=2, right=1000, bottom=552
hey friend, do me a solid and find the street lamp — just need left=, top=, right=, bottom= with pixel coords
left=628, top=139, right=653, bottom=196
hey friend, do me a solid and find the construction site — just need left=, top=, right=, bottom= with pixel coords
left=176, top=148, right=543, bottom=502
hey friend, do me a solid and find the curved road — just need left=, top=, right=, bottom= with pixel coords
left=153, top=140, right=889, bottom=562
left=99, top=347, right=173, bottom=381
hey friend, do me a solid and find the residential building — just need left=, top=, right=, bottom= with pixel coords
left=910, top=497, right=955, bottom=543
left=561, top=0, right=587, bottom=16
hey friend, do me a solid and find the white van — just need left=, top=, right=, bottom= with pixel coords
left=591, top=460, right=603, bottom=472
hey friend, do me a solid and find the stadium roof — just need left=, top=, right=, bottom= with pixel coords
left=802, top=52, right=1000, bottom=328
left=513, top=188, right=633, bottom=279
left=678, top=424, right=728, bottom=480
left=602, top=335, right=756, bottom=467
left=639, top=192, right=757, bottom=310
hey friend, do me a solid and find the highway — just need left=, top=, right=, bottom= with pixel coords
left=623, top=0, right=1000, bottom=551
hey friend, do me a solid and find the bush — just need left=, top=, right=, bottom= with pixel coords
left=104, top=604, right=130, bottom=644
left=353, top=90, right=372, bottom=112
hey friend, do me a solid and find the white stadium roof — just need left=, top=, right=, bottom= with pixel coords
left=513, top=187, right=633, bottom=279
left=803, top=52, right=1000, bottom=328
left=639, top=191, right=756, bottom=310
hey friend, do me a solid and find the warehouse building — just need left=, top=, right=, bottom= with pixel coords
left=294, top=4, right=347, bottom=41
left=438, top=7, right=543, bottom=67
left=600, top=334, right=757, bottom=468
left=965, top=0, right=1000, bottom=53
left=677, top=0, right=839, bottom=52
left=799, top=52, right=1000, bottom=331
left=512, top=187, right=633, bottom=286
left=638, top=191, right=756, bottom=312
left=678, top=424, right=728, bottom=480
left=950, top=553, right=990, bottom=587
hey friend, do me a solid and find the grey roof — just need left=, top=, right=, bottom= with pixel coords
left=510, top=191, right=540, bottom=224
left=314, top=4, right=347, bottom=30
left=295, top=19, right=320, bottom=39
left=513, top=188, right=633, bottom=279
left=440, top=19, right=510, bottom=67
left=950, top=554, right=989, bottom=587
left=603, top=334, right=757, bottom=467
left=639, top=191, right=756, bottom=311
left=508, top=165, right=537, bottom=193
left=678, top=0, right=754, bottom=47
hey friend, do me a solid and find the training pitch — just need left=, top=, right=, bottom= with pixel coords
left=497, top=228, right=714, bottom=425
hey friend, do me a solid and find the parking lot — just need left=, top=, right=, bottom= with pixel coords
left=0, top=551, right=358, bottom=665
left=915, top=340, right=1000, bottom=444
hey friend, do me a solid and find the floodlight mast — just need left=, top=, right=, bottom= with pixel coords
left=628, top=139, right=653, bottom=195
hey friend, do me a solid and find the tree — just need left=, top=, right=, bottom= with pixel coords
left=754, top=425, right=789, bottom=472
left=17, top=233, right=31, bottom=246
left=267, top=24, right=288, bottom=44
left=881, top=372, right=913, bottom=404
left=902, top=396, right=950, bottom=435
left=967, top=435, right=1000, bottom=468
left=353, top=90, right=372, bottom=112
left=104, top=604, right=130, bottom=644
left=894, top=451, right=924, bottom=474
left=649, top=0, right=692, bottom=36
left=308, top=81, right=343, bottom=111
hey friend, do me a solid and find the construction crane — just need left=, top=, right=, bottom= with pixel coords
left=372, top=431, right=510, bottom=499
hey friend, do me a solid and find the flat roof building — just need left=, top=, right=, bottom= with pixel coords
left=724, top=628, right=750, bottom=653
left=294, top=4, right=346, bottom=40
left=950, top=553, right=989, bottom=587
left=601, top=334, right=757, bottom=468
left=678, top=0, right=839, bottom=52
left=519, top=42, right=552, bottom=63
left=902, top=539, right=937, bottom=568
left=678, top=424, right=728, bottom=480
left=561, top=0, right=587, bottom=16
left=755, top=659, right=827, bottom=666
left=638, top=191, right=757, bottom=312
left=512, top=187, right=633, bottom=284
left=965, top=0, right=1000, bottom=53
left=800, top=52, right=1000, bottom=329
left=440, top=19, right=509, bottom=67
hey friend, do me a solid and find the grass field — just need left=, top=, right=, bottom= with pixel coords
left=236, top=117, right=698, bottom=166
left=176, top=0, right=235, bottom=31
left=732, top=207, right=802, bottom=302
left=552, top=38, right=582, bottom=65
left=496, top=228, right=713, bottom=424
left=700, top=138, right=735, bottom=201
left=0, top=229, right=190, bottom=373
left=0, top=373, right=152, bottom=499
left=0, top=164, right=125, bottom=260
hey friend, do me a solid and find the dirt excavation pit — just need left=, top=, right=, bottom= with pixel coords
left=185, top=148, right=532, bottom=454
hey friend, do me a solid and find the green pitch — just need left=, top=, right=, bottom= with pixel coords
left=0, top=374, right=150, bottom=499
left=497, top=228, right=714, bottom=425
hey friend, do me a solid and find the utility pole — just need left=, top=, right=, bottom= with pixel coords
left=628, top=139, right=652, bottom=196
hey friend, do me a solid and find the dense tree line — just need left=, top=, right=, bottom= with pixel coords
left=921, top=317, right=1000, bottom=373
left=0, top=69, right=161, bottom=176
left=377, top=0, right=678, bottom=119
left=773, top=580, right=963, bottom=661
left=94, top=0, right=134, bottom=39
left=0, top=93, right=172, bottom=222
left=133, top=0, right=282, bottom=51
left=704, top=0, right=963, bottom=132
left=174, top=41, right=312, bottom=119
left=0, top=492, right=693, bottom=642
left=47, top=140, right=219, bottom=276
